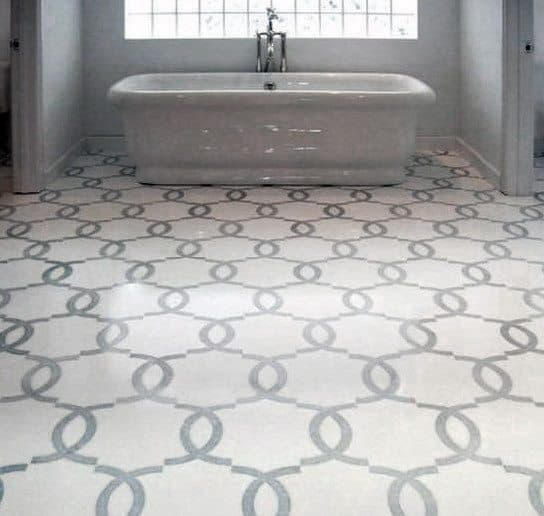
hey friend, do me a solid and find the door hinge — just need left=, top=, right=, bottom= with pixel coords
left=9, top=38, right=20, bottom=53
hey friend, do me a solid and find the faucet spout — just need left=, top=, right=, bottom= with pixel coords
left=266, top=7, right=278, bottom=31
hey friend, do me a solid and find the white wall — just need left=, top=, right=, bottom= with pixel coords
left=535, top=0, right=544, bottom=149
left=82, top=0, right=460, bottom=137
left=41, top=0, right=83, bottom=172
left=459, top=0, right=503, bottom=173
left=0, top=0, right=10, bottom=61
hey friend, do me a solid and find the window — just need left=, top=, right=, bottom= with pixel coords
left=125, top=0, right=418, bottom=39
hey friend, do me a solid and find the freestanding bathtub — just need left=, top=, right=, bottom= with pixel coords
left=109, top=73, right=436, bottom=185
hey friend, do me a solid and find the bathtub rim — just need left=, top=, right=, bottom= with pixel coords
left=108, top=72, right=437, bottom=108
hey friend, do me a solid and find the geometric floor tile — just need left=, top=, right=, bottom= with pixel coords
left=1, top=150, right=544, bottom=514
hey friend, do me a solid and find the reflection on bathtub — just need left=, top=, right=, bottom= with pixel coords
left=288, top=128, right=323, bottom=133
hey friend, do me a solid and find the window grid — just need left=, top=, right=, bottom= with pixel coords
left=125, top=0, right=418, bottom=39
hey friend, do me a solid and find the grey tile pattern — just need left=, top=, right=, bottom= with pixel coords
left=1, top=150, right=544, bottom=515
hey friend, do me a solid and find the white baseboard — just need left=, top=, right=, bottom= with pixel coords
left=85, top=136, right=126, bottom=154
left=44, top=138, right=85, bottom=185
left=453, top=137, right=501, bottom=190
left=416, top=135, right=501, bottom=189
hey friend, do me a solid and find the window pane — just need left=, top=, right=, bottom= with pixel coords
left=126, top=0, right=152, bottom=14
left=225, top=13, right=248, bottom=36
left=154, top=0, right=176, bottom=13
left=321, top=0, right=342, bottom=14
left=276, top=13, right=295, bottom=34
left=392, top=14, right=417, bottom=38
left=273, top=0, right=295, bottom=12
left=177, top=14, right=200, bottom=36
left=153, top=14, right=177, bottom=38
left=296, top=13, right=319, bottom=37
left=201, top=0, right=223, bottom=13
left=249, top=0, right=271, bottom=12
left=225, top=0, right=248, bottom=12
left=321, top=13, right=343, bottom=36
left=344, top=14, right=366, bottom=37
left=344, top=0, right=365, bottom=13
left=368, top=14, right=391, bottom=37
left=201, top=13, right=223, bottom=37
left=297, top=0, right=319, bottom=13
left=368, top=0, right=391, bottom=13
left=178, top=0, right=199, bottom=13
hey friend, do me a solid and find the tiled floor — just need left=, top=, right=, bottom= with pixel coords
left=1, top=150, right=544, bottom=515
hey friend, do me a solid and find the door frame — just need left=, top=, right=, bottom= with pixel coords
left=502, top=0, right=534, bottom=196
left=11, top=0, right=44, bottom=193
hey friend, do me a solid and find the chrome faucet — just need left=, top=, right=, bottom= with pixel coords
left=256, top=8, right=287, bottom=73
left=264, top=8, right=277, bottom=72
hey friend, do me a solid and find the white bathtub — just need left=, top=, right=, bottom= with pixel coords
left=109, top=73, right=436, bottom=185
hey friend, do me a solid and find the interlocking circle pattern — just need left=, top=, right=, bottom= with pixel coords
left=0, top=149, right=544, bottom=515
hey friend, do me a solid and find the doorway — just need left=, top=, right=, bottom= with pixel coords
left=535, top=0, right=544, bottom=187
left=0, top=0, right=45, bottom=194
left=0, top=0, right=11, bottom=191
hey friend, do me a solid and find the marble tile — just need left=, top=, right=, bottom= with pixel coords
left=1, top=151, right=544, bottom=515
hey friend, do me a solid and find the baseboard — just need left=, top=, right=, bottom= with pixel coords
left=416, top=136, right=458, bottom=153
left=416, top=135, right=501, bottom=189
left=44, top=138, right=85, bottom=185
left=0, top=166, right=11, bottom=193
left=85, top=135, right=126, bottom=154
left=452, top=137, right=501, bottom=190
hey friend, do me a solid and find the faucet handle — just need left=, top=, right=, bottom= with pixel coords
left=266, top=7, right=278, bottom=20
